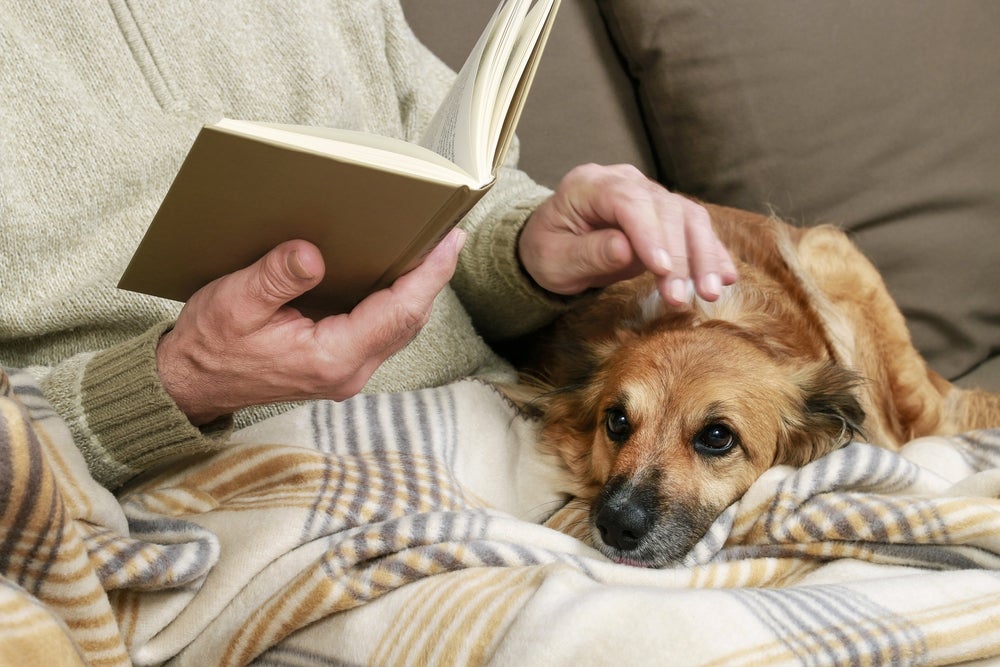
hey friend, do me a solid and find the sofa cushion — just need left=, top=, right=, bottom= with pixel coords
left=598, top=0, right=1000, bottom=381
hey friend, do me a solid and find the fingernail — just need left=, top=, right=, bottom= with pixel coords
left=669, top=278, right=693, bottom=304
left=724, top=265, right=739, bottom=285
left=452, top=228, right=468, bottom=254
left=703, top=272, right=722, bottom=297
left=655, top=249, right=673, bottom=273
left=286, top=250, right=313, bottom=280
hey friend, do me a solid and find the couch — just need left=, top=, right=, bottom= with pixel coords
left=402, top=0, right=1000, bottom=392
left=5, top=3, right=999, bottom=665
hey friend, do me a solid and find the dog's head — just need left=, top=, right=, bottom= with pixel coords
left=536, top=310, right=864, bottom=568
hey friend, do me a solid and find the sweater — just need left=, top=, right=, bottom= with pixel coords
left=0, top=0, right=563, bottom=489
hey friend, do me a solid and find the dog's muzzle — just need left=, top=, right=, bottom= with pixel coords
left=592, top=475, right=658, bottom=552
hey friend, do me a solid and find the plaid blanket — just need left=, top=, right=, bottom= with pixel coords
left=2, top=366, right=999, bottom=666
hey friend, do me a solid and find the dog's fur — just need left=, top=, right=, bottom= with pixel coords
left=508, top=203, right=1000, bottom=568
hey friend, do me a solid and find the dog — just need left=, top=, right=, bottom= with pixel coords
left=507, top=202, right=1000, bottom=568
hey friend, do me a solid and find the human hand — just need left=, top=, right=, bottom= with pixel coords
left=156, top=228, right=466, bottom=425
left=518, top=163, right=737, bottom=306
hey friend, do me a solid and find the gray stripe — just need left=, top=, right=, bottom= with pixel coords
left=957, top=430, right=1000, bottom=471
left=375, top=394, right=401, bottom=512
left=343, top=396, right=372, bottom=524
left=391, top=392, right=423, bottom=514
left=27, top=489, right=65, bottom=595
left=736, top=585, right=925, bottom=665
left=416, top=388, right=445, bottom=510
left=303, top=402, right=330, bottom=537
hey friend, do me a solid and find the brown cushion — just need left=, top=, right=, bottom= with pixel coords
left=598, top=0, right=1000, bottom=380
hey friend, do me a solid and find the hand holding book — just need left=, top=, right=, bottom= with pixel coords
left=155, top=228, right=466, bottom=425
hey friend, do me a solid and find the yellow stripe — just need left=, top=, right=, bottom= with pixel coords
left=690, top=557, right=818, bottom=590
left=30, top=422, right=94, bottom=522
left=435, top=566, right=548, bottom=665
left=372, top=565, right=549, bottom=665
left=107, top=589, right=141, bottom=646
left=912, top=590, right=1000, bottom=659
left=222, top=562, right=339, bottom=666
left=371, top=568, right=471, bottom=664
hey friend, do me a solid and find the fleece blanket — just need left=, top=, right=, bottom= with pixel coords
left=1, top=366, right=999, bottom=667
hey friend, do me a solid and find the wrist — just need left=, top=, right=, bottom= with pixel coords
left=515, top=214, right=542, bottom=286
left=156, top=328, right=227, bottom=426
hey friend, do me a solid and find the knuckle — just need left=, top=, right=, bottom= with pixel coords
left=393, top=300, right=431, bottom=335
left=608, top=163, right=645, bottom=180
left=367, top=301, right=430, bottom=352
left=563, top=162, right=603, bottom=186
left=329, top=375, right=368, bottom=402
left=311, top=357, right=366, bottom=400
left=660, top=196, right=685, bottom=220
left=613, top=181, right=656, bottom=213
left=252, top=256, right=294, bottom=302
left=687, top=204, right=713, bottom=228
left=595, top=163, right=649, bottom=192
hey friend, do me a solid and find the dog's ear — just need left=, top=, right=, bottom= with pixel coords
left=776, top=361, right=867, bottom=467
left=527, top=325, right=641, bottom=486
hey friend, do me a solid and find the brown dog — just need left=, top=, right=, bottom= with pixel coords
left=510, top=203, right=1000, bottom=568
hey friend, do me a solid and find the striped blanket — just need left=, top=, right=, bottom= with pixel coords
left=2, top=366, right=999, bottom=666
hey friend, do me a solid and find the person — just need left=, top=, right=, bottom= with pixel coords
left=0, top=1, right=735, bottom=491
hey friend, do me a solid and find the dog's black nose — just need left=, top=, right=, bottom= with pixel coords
left=595, top=499, right=649, bottom=551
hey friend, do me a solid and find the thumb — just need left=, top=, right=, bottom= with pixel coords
left=235, top=240, right=325, bottom=327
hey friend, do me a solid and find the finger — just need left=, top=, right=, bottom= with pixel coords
left=680, top=201, right=738, bottom=301
left=558, top=228, right=640, bottom=293
left=698, top=237, right=739, bottom=295
left=218, top=239, right=325, bottom=331
left=392, top=228, right=465, bottom=305
left=677, top=200, right=724, bottom=301
left=718, top=240, right=739, bottom=285
left=603, top=180, right=676, bottom=277
left=655, top=273, right=693, bottom=307
left=650, top=195, right=693, bottom=305
left=577, top=171, right=693, bottom=303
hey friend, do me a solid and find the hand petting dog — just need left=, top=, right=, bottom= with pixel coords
left=519, top=163, right=738, bottom=306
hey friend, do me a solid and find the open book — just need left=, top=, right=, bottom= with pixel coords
left=118, top=0, right=560, bottom=315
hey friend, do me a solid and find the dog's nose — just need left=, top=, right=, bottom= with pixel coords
left=595, top=500, right=649, bottom=551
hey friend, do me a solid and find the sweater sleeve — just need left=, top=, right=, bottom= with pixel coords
left=450, top=162, right=571, bottom=341
left=38, top=321, right=232, bottom=490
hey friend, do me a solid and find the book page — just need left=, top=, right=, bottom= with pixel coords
left=213, top=119, right=476, bottom=187
left=488, top=0, right=557, bottom=166
left=419, top=0, right=528, bottom=184
left=489, top=0, right=560, bottom=175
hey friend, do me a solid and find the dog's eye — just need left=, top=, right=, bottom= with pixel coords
left=694, top=423, right=737, bottom=456
left=604, top=407, right=631, bottom=443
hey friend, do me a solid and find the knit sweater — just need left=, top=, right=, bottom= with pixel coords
left=0, top=1, right=564, bottom=489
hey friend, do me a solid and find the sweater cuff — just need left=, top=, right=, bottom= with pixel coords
left=454, top=186, right=571, bottom=341
left=75, top=321, right=232, bottom=489
left=485, top=198, right=572, bottom=306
